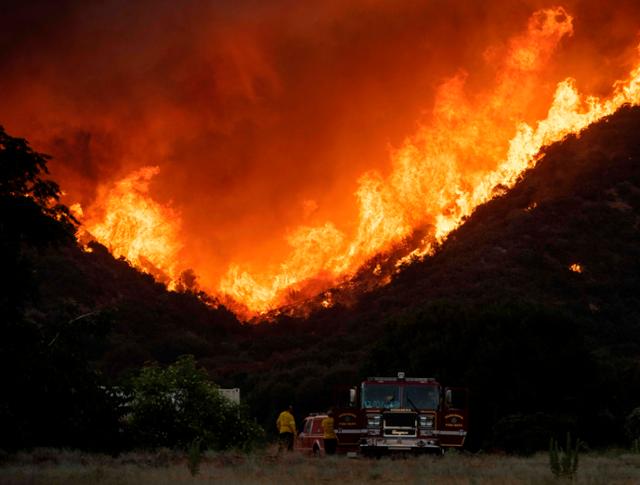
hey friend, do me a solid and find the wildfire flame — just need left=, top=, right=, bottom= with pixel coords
left=77, top=6, right=640, bottom=316
left=83, top=166, right=182, bottom=286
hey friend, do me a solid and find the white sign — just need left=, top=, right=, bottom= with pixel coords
left=219, top=388, right=240, bottom=405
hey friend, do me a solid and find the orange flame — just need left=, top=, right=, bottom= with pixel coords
left=79, top=6, right=640, bottom=317
left=219, top=7, right=640, bottom=314
left=84, top=166, right=182, bottom=285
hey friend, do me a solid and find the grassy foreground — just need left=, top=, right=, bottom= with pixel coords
left=1, top=447, right=640, bottom=484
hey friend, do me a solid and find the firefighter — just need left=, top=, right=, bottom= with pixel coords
left=322, top=410, right=337, bottom=455
left=276, top=405, right=297, bottom=451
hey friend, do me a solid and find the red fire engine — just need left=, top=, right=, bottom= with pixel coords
left=333, top=372, right=468, bottom=455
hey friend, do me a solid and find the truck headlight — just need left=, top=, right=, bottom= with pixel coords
left=419, top=415, right=434, bottom=429
left=367, top=414, right=381, bottom=428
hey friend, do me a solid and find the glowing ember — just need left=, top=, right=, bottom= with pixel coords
left=569, top=263, right=583, bottom=274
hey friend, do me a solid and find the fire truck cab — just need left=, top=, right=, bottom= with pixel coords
left=334, top=372, right=468, bottom=456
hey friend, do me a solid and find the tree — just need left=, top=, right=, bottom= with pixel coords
left=0, top=125, right=77, bottom=244
left=0, top=303, right=120, bottom=451
left=126, top=355, right=264, bottom=450
left=1, top=125, right=77, bottom=320
left=0, top=126, right=118, bottom=451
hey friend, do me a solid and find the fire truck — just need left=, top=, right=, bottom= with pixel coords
left=333, top=372, right=468, bottom=455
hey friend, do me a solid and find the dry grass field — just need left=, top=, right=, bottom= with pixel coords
left=1, top=447, right=640, bottom=484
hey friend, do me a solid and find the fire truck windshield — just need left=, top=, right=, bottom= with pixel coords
left=404, top=385, right=439, bottom=410
left=362, top=384, right=401, bottom=409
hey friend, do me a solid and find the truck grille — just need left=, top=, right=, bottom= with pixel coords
left=383, top=412, right=417, bottom=437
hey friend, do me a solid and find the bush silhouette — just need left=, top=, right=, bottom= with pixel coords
left=126, top=355, right=264, bottom=450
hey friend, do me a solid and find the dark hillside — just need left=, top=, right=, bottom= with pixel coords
left=231, top=106, right=640, bottom=450
left=35, top=241, right=243, bottom=376
left=359, top=106, right=640, bottom=450
left=384, top=105, right=640, bottom=314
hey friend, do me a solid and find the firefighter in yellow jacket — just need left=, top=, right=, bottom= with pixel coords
left=322, top=410, right=337, bottom=455
left=276, top=405, right=297, bottom=451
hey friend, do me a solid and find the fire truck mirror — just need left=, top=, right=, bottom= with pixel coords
left=349, top=387, right=356, bottom=407
left=445, top=389, right=453, bottom=408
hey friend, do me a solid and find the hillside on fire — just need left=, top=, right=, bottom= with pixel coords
left=228, top=105, right=640, bottom=452
left=2, top=105, right=640, bottom=453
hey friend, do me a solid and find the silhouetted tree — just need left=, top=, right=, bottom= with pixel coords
left=0, top=127, right=117, bottom=451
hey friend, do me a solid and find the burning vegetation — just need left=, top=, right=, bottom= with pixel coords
left=2, top=2, right=640, bottom=317
left=77, top=166, right=183, bottom=286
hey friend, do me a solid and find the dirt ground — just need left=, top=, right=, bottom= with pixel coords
left=2, top=447, right=640, bottom=484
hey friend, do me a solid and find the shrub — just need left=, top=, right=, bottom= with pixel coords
left=549, top=432, right=581, bottom=479
left=126, top=355, right=264, bottom=450
left=187, top=439, right=202, bottom=476
left=625, top=407, right=640, bottom=442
